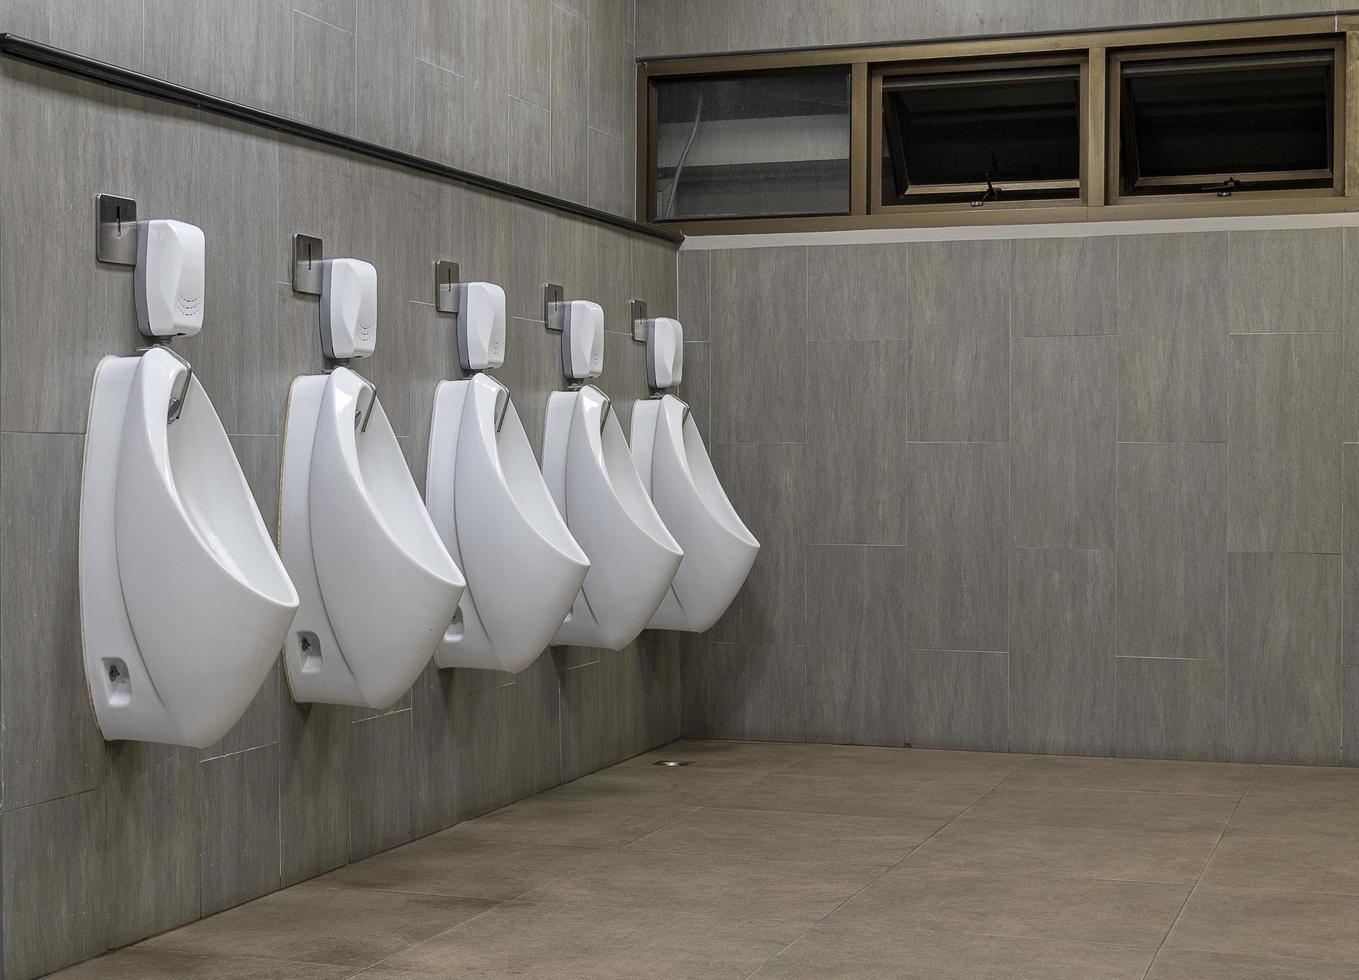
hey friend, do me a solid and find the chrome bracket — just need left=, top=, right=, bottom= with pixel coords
left=672, top=394, right=691, bottom=428
left=291, top=234, right=324, bottom=295
left=484, top=375, right=511, bottom=433
left=137, top=344, right=193, bottom=422
left=434, top=260, right=460, bottom=314
left=96, top=194, right=139, bottom=265
left=579, top=384, right=612, bottom=433
left=349, top=369, right=377, bottom=433
left=630, top=298, right=649, bottom=342
left=544, top=282, right=565, bottom=332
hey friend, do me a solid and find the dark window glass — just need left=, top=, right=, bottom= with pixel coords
left=653, top=70, right=851, bottom=220
left=1120, top=50, right=1334, bottom=194
left=881, top=66, right=1081, bottom=206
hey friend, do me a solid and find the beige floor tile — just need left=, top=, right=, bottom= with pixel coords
left=706, top=769, right=997, bottom=820
left=54, top=947, right=353, bottom=978
left=1227, top=795, right=1359, bottom=843
left=837, top=866, right=1190, bottom=947
left=902, top=819, right=1220, bottom=883
left=627, top=805, right=944, bottom=864
left=1165, top=886, right=1359, bottom=964
left=371, top=900, right=796, bottom=979
left=315, top=832, right=601, bottom=901
left=1248, top=765, right=1359, bottom=802
left=958, top=784, right=1239, bottom=834
left=77, top=744, right=1359, bottom=980
left=795, top=744, right=1031, bottom=781
left=1004, top=756, right=1257, bottom=798
left=141, top=881, right=495, bottom=969
left=520, top=846, right=884, bottom=921
left=1147, top=947, right=1359, bottom=979
left=753, top=921, right=1155, bottom=979
left=620, top=738, right=830, bottom=771
left=1200, top=835, right=1359, bottom=894
left=535, top=763, right=767, bottom=806
left=454, top=797, right=696, bottom=848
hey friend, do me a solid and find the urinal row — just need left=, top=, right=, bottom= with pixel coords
left=78, top=209, right=759, bottom=747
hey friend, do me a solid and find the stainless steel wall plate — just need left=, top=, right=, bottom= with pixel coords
left=96, top=194, right=138, bottom=265
left=630, top=298, right=649, bottom=342
left=291, top=234, right=324, bottom=295
left=544, top=282, right=565, bottom=332
left=434, top=260, right=460, bottom=314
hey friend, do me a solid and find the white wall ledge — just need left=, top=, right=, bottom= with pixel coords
left=680, top=210, right=1359, bottom=250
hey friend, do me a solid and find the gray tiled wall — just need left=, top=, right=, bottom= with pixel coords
left=680, top=229, right=1359, bottom=772
left=0, top=0, right=639, bottom=218
left=0, top=36, right=676, bottom=980
left=637, top=0, right=1341, bottom=56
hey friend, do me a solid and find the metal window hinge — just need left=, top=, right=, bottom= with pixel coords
left=1203, top=177, right=1240, bottom=198
left=969, top=176, right=1002, bottom=209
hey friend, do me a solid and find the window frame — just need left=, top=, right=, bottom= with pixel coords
left=1106, top=37, right=1347, bottom=206
left=871, top=53, right=1090, bottom=215
left=647, top=65, right=857, bottom=222
left=636, top=13, right=1357, bottom=235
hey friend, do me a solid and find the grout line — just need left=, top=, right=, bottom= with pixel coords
left=199, top=741, right=281, bottom=764
left=294, top=8, right=357, bottom=36
left=1137, top=763, right=1261, bottom=979
left=352, top=894, right=510, bottom=976
left=1005, top=241, right=1016, bottom=751
left=1113, top=655, right=1221, bottom=662
left=309, top=877, right=513, bottom=905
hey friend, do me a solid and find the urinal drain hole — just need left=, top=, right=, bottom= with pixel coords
left=296, top=631, right=323, bottom=672
left=102, top=658, right=131, bottom=706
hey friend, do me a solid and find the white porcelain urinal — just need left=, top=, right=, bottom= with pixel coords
left=80, top=346, right=300, bottom=747
left=631, top=395, right=760, bottom=631
left=281, top=367, right=466, bottom=706
left=544, top=384, right=683, bottom=649
left=427, top=373, right=589, bottom=672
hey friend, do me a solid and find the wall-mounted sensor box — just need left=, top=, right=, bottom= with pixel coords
left=135, top=219, right=205, bottom=339
left=458, top=281, right=507, bottom=371
left=562, top=300, right=605, bottom=381
left=321, top=258, right=378, bottom=361
left=645, top=317, right=683, bottom=389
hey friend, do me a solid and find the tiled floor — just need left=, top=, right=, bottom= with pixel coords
left=57, top=741, right=1359, bottom=979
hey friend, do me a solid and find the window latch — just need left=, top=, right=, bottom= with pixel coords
left=1202, top=177, right=1240, bottom=197
left=970, top=176, right=1002, bottom=208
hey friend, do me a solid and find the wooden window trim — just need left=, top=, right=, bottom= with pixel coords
left=1106, top=36, right=1347, bottom=206
left=871, top=52, right=1088, bottom=214
left=638, top=13, right=1358, bottom=235
left=644, top=64, right=857, bottom=224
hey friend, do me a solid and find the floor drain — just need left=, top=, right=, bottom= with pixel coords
left=654, top=760, right=692, bottom=767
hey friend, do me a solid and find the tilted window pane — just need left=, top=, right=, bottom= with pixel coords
left=1120, top=51, right=1334, bottom=193
left=882, top=67, right=1081, bottom=206
left=653, top=70, right=851, bottom=220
